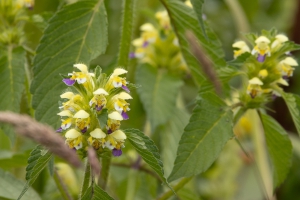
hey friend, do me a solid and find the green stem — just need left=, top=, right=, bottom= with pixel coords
left=98, top=153, right=111, bottom=189
left=80, top=160, right=91, bottom=198
left=117, top=0, right=136, bottom=68
left=53, top=169, right=73, bottom=200
left=156, top=177, right=192, bottom=200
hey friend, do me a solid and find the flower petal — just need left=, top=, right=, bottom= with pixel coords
left=108, top=111, right=123, bottom=121
left=90, top=128, right=106, bottom=139
left=111, top=130, right=126, bottom=140
left=74, top=110, right=89, bottom=118
left=65, top=129, right=81, bottom=139
left=63, top=79, right=76, bottom=86
left=112, top=149, right=122, bottom=157
left=121, top=111, right=129, bottom=120
left=93, top=88, right=109, bottom=95
left=74, top=63, right=88, bottom=73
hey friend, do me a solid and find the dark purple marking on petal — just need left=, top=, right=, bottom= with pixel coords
left=129, top=52, right=135, bottom=58
left=63, top=78, right=75, bottom=86
left=272, top=94, right=278, bottom=100
left=107, top=129, right=113, bottom=134
left=96, top=105, right=103, bottom=111
left=257, top=54, right=266, bottom=62
left=283, top=76, right=289, bottom=81
left=112, top=149, right=122, bottom=157
left=121, top=111, right=129, bottom=120
left=81, top=127, right=88, bottom=133
left=143, top=41, right=149, bottom=47
left=56, top=127, right=62, bottom=133
left=122, top=85, right=130, bottom=93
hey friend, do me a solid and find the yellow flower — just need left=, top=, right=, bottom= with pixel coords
left=88, top=128, right=106, bottom=150
left=247, top=77, right=263, bottom=98
left=155, top=11, right=171, bottom=30
left=232, top=41, right=250, bottom=58
left=251, top=36, right=271, bottom=62
left=278, top=57, right=298, bottom=77
left=89, top=88, right=109, bottom=111
left=107, top=68, right=130, bottom=92
left=73, top=110, right=90, bottom=133
left=65, top=129, right=83, bottom=150
left=59, top=92, right=83, bottom=112
left=107, top=111, right=123, bottom=134
left=271, top=34, right=288, bottom=51
left=258, top=69, right=268, bottom=79
left=63, top=64, right=95, bottom=89
left=57, top=110, right=74, bottom=132
left=105, top=130, right=127, bottom=156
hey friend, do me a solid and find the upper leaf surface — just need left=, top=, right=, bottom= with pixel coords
left=160, top=0, right=226, bottom=85
left=136, top=64, right=183, bottom=131
left=81, top=185, right=114, bottom=200
left=31, top=0, right=108, bottom=127
left=0, top=46, right=26, bottom=143
left=282, top=93, right=300, bottom=136
left=260, top=113, right=292, bottom=188
left=124, top=128, right=171, bottom=189
left=168, top=92, right=234, bottom=182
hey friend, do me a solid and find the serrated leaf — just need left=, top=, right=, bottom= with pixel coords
left=0, top=46, right=26, bottom=143
left=282, top=93, right=300, bottom=136
left=97, top=109, right=108, bottom=129
left=124, top=128, right=172, bottom=190
left=81, top=185, right=114, bottom=200
left=199, top=66, right=242, bottom=94
left=117, top=0, right=136, bottom=67
left=161, top=108, right=189, bottom=177
left=227, top=52, right=251, bottom=67
left=190, top=0, right=207, bottom=40
left=136, top=64, right=183, bottom=130
left=18, top=146, right=53, bottom=200
left=0, top=168, right=41, bottom=200
left=160, top=0, right=226, bottom=85
left=31, top=0, right=108, bottom=128
left=260, top=113, right=292, bottom=188
left=168, top=92, right=234, bottom=182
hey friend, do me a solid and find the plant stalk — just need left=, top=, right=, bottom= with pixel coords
left=156, top=177, right=192, bottom=200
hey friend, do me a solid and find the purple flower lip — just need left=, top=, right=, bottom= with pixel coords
left=96, top=105, right=103, bottom=111
left=56, top=127, right=63, bottom=133
left=257, top=54, right=266, bottom=62
left=122, top=85, right=130, bottom=93
left=121, top=111, right=129, bottom=120
left=107, top=129, right=113, bottom=134
left=143, top=41, right=149, bottom=47
left=129, top=52, right=135, bottom=58
left=81, top=127, right=88, bottom=133
left=112, top=149, right=122, bottom=157
left=63, top=78, right=76, bottom=86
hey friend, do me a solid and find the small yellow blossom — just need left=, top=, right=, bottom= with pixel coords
left=65, top=129, right=83, bottom=150
left=105, top=130, right=127, bottom=156
left=252, top=36, right=271, bottom=62
left=247, top=77, right=263, bottom=98
left=258, top=69, right=268, bottom=79
left=271, top=34, right=288, bottom=50
left=88, top=128, right=106, bottom=150
left=155, top=11, right=171, bottom=30
left=278, top=57, right=298, bottom=77
left=89, top=88, right=109, bottom=111
left=232, top=41, right=250, bottom=58
left=73, top=110, right=90, bottom=133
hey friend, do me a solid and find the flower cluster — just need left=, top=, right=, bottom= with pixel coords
left=130, top=1, right=192, bottom=73
left=232, top=32, right=298, bottom=100
left=57, top=64, right=132, bottom=157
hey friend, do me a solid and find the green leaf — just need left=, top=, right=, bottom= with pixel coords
left=0, top=151, right=30, bottom=170
left=227, top=52, right=251, bottom=68
left=159, top=0, right=226, bottom=85
left=282, top=93, right=300, bottom=136
left=136, top=64, right=183, bottom=130
left=161, top=108, right=189, bottom=177
left=168, top=92, right=234, bottom=182
left=0, top=168, right=41, bottom=200
left=117, top=0, right=136, bottom=68
left=18, top=146, right=53, bottom=200
left=80, top=162, right=91, bottom=199
left=124, top=128, right=172, bottom=190
left=0, top=46, right=26, bottom=143
left=31, top=0, right=108, bottom=128
left=260, top=113, right=292, bottom=188
left=199, top=66, right=242, bottom=95
left=81, top=185, right=114, bottom=200
left=97, top=109, right=108, bottom=129
left=190, top=0, right=207, bottom=40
